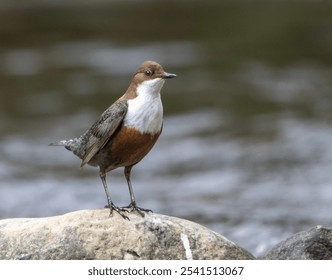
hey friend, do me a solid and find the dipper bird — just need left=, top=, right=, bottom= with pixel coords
left=50, top=61, right=176, bottom=219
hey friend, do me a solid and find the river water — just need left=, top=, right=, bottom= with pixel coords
left=1, top=1, right=332, bottom=257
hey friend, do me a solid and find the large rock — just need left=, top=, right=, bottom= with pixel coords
left=263, top=226, right=332, bottom=260
left=0, top=209, right=254, bottom=260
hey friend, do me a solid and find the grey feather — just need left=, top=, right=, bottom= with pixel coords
left=80, top=100, right=128, bottom=166
left=49, top=100, right=128, bottom=166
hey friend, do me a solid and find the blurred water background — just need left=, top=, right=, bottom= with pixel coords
left=1, top=0, right=332, bottom=257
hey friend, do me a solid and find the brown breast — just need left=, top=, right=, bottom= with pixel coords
left=91, top=126, right=161, bottom=172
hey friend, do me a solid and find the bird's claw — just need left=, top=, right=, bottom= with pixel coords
left=121, top=203, right=152, bottom=217
left=105, top=203, right=130, bottom=220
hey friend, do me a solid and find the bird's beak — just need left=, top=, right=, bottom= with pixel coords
left=162, top=72, right=177, bottom=79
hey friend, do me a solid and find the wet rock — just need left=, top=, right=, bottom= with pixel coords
left=0, top=209, right=254, bottom=260
left=263, top=226, right=332, bottom=260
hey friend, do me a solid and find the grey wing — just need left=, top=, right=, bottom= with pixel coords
left=81, top=100, right=128, bottom=167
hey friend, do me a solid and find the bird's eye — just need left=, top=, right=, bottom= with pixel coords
left=145, top=70, right=152, bottom=76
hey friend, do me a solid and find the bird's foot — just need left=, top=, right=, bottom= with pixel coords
left=121, top=203, right=152, bottom=217
left=104, top=203, right=130, bottom=220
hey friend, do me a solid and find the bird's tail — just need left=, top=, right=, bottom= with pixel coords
left=49, top=139, right=74, bottom=151
left=49, top=140, right=68, bottom=146
left=49, top=138, right=85, bottom=160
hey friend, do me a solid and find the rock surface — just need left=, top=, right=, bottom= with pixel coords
left=0, top=209, right=254, bottom=260
left=263, top=226, right=332, bottom=260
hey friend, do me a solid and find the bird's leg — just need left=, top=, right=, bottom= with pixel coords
left=121, top=166, right=152, bottom=217
left=99, top=171, right=129, bottom=220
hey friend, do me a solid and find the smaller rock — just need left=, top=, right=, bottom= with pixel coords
left=263, top=226, right=332, bottom=260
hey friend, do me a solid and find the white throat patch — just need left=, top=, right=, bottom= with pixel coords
left=123, top=79, right=164, bottom=135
